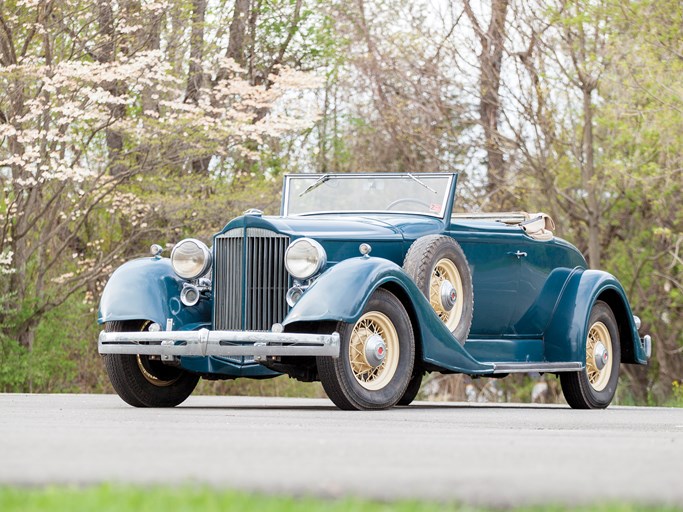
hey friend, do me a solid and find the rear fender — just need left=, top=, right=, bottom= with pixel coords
left=98, top=257, right=211, bottom=330
left=283, top=257, right=494, bottom=375
left=544, top=269, right=646, bottom=364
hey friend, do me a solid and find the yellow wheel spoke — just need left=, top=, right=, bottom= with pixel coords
left=585, top=321, right=612, bottom=392
left=348, top=311, right=400, bottom=391
left=428, top=258, right=464, bottom=333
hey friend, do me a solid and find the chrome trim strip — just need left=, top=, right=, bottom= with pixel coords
left=286, top=209, right=446, bottom=218
left=492, top=362, right=583, bottom=374
left=220, top=228, right=243, bottom=238
left=99, top=329, right=340, bottom=358
left=642, top=334, right=652, bottom=359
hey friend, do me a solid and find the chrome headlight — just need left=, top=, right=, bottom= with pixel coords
left=285, top=238, right=326, bottom=280
left=171, top=238, right=212, bottom=280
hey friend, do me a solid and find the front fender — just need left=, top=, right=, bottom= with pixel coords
left=544, top=269, right=646, bottom=364
left=284, top=257, right=494, bottom=375
left=98, top=257, right=211, bottom=330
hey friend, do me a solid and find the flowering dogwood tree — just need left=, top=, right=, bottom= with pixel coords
left=0, top=0, right=320, bottom=349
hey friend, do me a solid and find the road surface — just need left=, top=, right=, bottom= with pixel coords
left=1, top=394, right=682, bottom=507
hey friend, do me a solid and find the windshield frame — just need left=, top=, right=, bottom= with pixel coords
left=281, top=172, right=457, bottom=220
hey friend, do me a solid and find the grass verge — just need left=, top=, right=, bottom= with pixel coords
left=0, top=485, right=681, bottom=512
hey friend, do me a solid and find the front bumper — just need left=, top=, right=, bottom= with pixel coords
left=641, top=334, right=652, bottom=359
left=98, top=329, right=340, bottom=359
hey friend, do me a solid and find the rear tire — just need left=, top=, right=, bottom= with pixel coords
left=317, top=289, right=415, bottom=410
left=103, top=321, right=199, bottom=408
left=560, top=301, right=620, bottom=409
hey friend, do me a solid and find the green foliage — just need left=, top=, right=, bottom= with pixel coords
left=0, top=335, right=28, bottom=392
left=0, top=296, right=103, bottom=393
left=668, top=381, right=683, bottom=408
left=0, top=0, right=680, bottom=406
left=0, top=485, right=681, bottom=512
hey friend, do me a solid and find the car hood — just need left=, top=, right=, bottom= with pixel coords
left=219, top=214, right=445, bottom=241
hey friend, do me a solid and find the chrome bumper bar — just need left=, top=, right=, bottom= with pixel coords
left=642, top=334, right=652, bottom=359
left=98, top=329, right=340, bottom=359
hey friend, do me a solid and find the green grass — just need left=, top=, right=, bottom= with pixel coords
left=0, top=486, right=680, bottom=512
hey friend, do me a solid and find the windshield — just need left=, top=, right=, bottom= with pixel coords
left=283, top=173, right=454, bottom=217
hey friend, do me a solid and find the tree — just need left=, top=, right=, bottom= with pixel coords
left=506, top=0, right=682, bottom=401
left=0, top=0, right=319, bottom=354
left=316, top=0, right=471, bottom=173
left=462, top=0, right=511, bottom=206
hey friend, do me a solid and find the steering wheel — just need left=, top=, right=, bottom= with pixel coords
left=386, top=198, right=431, bottom=211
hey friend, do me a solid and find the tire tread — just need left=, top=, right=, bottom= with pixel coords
left=560, top=301, right=620, bottom=409
left=103, top=321, right=199, bottom=408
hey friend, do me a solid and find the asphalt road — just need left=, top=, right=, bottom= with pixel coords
left=1, top=394, right=682, bottom=507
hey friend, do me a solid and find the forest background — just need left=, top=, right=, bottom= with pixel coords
left=0, top=0, right=680, bottom=405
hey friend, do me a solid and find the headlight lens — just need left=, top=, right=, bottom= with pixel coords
left=171, top=238, right=212, bottom=280
left=285, top=238, right=326, bottom=280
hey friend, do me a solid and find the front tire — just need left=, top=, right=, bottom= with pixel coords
left=317, top=289, right=415, bottom=410
left=560, top=301, right=621, bottom=409
left=103, top=321, right=199, bottom=407
left=397, top=369, right=423, bottom=406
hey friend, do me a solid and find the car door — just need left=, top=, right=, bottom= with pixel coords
left=453, top=233, right=524, bottom=336
left=508, top=238, right=553, bottom=335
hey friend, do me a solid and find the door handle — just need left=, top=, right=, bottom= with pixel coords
left=509, top=251, right=527, bottom=259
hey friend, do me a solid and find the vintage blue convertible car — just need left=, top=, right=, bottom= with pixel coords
left=98, top=173, right=651, bottom=410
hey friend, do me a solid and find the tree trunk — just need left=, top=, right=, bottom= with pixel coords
left=141, top=7, right=161, bottom=116
left=582, top=86, right=601, bottom=268
left=185, top=0, right=206, bottom=104
left=97, top=2, right=127, bottom=176
left=186, top=0, right=210, bottom=174
left=214, top=0, right=249, bottom=82
left=227, top=0, right=250, bottom=69
left=464, top=0, right=510, bottom=206
left=247, top=0, right=261, bottom=84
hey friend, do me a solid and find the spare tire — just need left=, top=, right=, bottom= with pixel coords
left=403, top=235, right=474, bottom=345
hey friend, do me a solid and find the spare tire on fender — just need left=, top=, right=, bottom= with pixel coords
left=403, top=235, right=474, bottom=345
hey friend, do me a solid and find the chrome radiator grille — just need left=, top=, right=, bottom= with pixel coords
left=213, top=228, right=290, bottom=333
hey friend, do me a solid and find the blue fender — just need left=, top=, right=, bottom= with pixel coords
left=283, top=256, right=494, bottom=375
left=98, top=257, right=211, bottom=330
left=98, top=257, right=276, bottom=378
left=544, top=269, right=646, bottom=364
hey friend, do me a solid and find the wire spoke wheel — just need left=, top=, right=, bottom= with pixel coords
left=133, top=321, right=183, bottom=388
left=429, top=258, right=464, bottom=332
left=316, top=288, right=415, bottom=410
left=349, top=312, right=400, bottom=391
left=585, top=321, right=612, bottom=392
left=135, top=356, right=182, bottom=387
left=560, top=300, right=620, bottom=409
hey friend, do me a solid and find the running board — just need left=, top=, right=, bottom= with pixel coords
left=492, top=362, right=583, bottom=374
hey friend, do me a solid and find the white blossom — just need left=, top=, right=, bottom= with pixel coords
left=0, top=250, right=15, bottom=275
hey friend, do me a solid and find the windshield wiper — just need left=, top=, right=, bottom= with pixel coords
left=407, top=173, right=437, bottom=194
left=299, top=174, right=331, bottom=197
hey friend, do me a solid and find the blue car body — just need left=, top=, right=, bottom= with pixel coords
left=99, top=173, right=649, bottom=383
